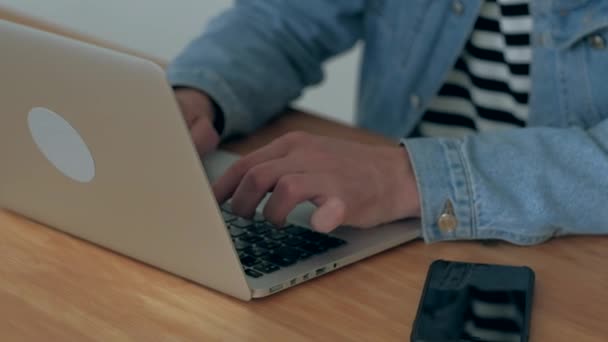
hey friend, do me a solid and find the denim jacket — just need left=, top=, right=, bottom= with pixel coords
left=166, top=0, right=608, bottom=245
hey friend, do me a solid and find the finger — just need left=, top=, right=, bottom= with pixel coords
left=190, top=118, right=219, bottom=156
left=213, top=143, right=289, bottom=204
left=310, top=197, right=346, bottom=233
left=213, top=132, right=306, bottom=203
left=229, top=157, right=308, bottom=218
left=174, top=88, right=212, bottom=129
left=262, top=173, right=340, bottom=229
left=182, top=107, right=199, bottom=129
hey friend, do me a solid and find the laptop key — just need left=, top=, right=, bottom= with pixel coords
left=284, top=236, right=305, bottom=247
left=319, top=237, right=347, bottom=249
left=240, top=255, right=259, bottom=267
left=221, top=204, right=235, bottom=213
left=229, top=227, right=247, bottom=238
left=253, top=213, right=266, bottom=222
left=254, top=263, right=280, bottom=274
left=245, top=269, right=263, bottom=278
left=264, top=254, right=297, bottom=267
left=256, top=240, right=280, bottom=250
left=297, top=251, right=312, bottom=260
left=243, top=246, right=269, bottom=258
left=249, top=223, right=271, bottom=235
left=222, top=211, right=237, bottom=223
left=268, top=246, right=310, bottom=262
left=273, top=246, right=300, bottom=257
left=264, top=253, right=297, bottom=267
left=241, top=234, right=264, bottom=244
left=267, top=230, right=289, bottom=241
left=233, top=239, right=251, bottom=251
left=300, top=242, right=328, bottom=254
left=285, top=226, right=308, bottom=236
left=300, top=230, right=327, bottom=242
left=231, top=218, right=254, bottom=229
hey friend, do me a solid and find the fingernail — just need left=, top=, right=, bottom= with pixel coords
left=311, top=198, right=345, bottom=233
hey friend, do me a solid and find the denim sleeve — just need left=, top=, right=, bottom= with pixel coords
left=166, top=0, right=365, bottom=139
left=401, top=118, right=608, bottom=245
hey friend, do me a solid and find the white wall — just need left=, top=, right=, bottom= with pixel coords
left=0, top=0, right=360, bottom=124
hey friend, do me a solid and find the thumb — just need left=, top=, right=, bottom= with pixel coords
left=191, top=117, right=220, bottom=156
left=310, top=197, right=346, bottom=233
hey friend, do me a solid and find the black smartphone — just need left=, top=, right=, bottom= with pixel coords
left=410, top=259, right=535, bottom=342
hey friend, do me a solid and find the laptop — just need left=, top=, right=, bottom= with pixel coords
left=0, top=19, right=421, bottom=300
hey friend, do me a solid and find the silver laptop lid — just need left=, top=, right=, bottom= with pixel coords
left=0, top=19, right=251, bottom=300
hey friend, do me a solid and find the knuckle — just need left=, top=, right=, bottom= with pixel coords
left=243, top=165, right=269, bottom=192
left=276, top=175, right=302, bottom=201
left=232, top=158, right=252, bottom=176
left=299, top=149, right=327, bottom=166
left=282, top=130, right=309, bottom=144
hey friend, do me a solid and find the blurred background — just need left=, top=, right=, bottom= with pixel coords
left=0, top=0, right=361, bottom=125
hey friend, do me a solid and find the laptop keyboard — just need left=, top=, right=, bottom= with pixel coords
left=221, top=207, right=347, bottom=278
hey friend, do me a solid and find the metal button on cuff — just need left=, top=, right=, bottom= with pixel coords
left=589, top=34, right=606, bottom=50
left=451, top=0, right=464, bottom=15
left=438, top=199, right=458, bottom=233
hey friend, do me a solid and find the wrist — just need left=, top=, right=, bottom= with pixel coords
left=385, top=146, right=421, bottom=220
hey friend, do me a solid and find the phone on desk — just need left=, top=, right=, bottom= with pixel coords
left=411, top=259, right=535, bottom=342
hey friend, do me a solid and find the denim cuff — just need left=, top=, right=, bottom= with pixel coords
left=400, top=137, right=477, bottom=243
left=166, top=68, right=253, bottom=140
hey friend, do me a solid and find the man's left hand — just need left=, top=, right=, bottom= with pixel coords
left=213, top=131, right=421, bottom=232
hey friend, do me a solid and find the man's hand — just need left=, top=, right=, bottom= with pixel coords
left=174, top=88, right=220, bottom=156
left=213, top=131, right=421, bottom=232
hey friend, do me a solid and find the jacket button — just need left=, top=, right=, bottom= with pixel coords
left=589, top=34, right=606, bottom=50
left=452, top=0, right=464, bottom=15
left=438, top=199, right=457, bottom=233
left=438, top=213, right=458, bottom=233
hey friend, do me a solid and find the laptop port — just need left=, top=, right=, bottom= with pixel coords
left=269, top=284, right=283, bottom=293
left=316, top=267, right=326, bottom=276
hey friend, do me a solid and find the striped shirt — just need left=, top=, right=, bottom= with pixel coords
left=417, top=0, right=531, bottom=138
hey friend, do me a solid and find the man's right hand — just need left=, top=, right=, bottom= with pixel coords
left=174, top=88, right=220, bottom=156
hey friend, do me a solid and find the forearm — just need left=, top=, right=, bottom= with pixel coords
left=166, top=0, right=364, bottom=139
left=402, top=119, right=608, bottom=245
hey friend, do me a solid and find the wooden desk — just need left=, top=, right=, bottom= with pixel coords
left=2, top=7, right=608, bottom=341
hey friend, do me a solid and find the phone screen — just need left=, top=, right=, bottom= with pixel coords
left=411, top=260, right=535, bottom=342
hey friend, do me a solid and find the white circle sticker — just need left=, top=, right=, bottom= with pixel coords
left=27, top=107, right=95, bottom=183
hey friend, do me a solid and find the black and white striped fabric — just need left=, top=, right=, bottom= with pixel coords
left=417, top=0, right=531, bottom=138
